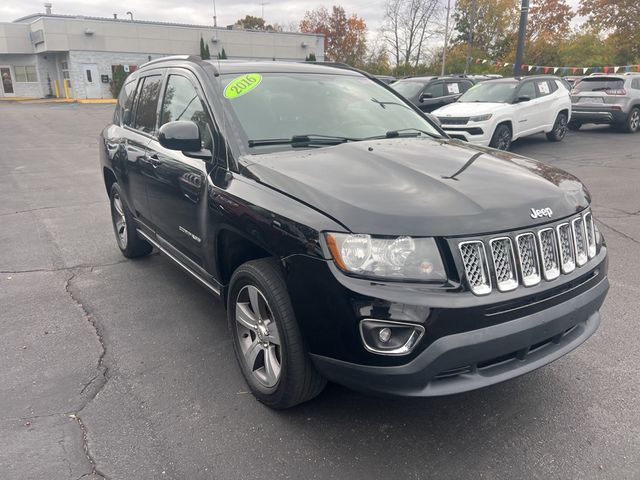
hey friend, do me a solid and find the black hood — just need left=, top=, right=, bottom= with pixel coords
left=239, top=138, right=590, bottom=237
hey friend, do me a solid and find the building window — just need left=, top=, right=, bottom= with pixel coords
left=14, top=65, right=38, bottom=83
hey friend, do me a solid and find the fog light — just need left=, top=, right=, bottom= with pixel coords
left=360, top=319, right=425, bottom=355
left=378, top=327, right=392, bottom=343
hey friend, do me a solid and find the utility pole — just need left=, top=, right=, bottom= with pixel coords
left=513, top=0, right=530, bottom=77
left=258, top=1, right=269, bottom=19
left=212, top=0, right=218, bottom=27
left=441, top=0, right=452, bottom=76
left=464, top=0, right=477, bottom=75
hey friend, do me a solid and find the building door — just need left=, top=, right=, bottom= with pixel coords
left=81, top=63, right=101, bottom=98
left=1, top=67, right=15, bottom=96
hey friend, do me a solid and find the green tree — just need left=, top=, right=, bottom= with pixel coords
left=109, top=65, right=127, bottom=98
left=305, top=52, right=317, bottom=61
left=200, top=37, right=211, bottom=60
left=218, top=48, right=228, bottom=60
left=579, top=0, right=640, bottom=62
left=453, top=0, right=518, bottom=60
left=235, top=15, right=266, bottom=30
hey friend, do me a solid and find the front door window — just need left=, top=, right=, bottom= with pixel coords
left=1, top=67, right=14, bottom=94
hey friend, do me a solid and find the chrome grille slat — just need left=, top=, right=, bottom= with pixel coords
left=458, top=241, right=491, bottom=295
left=538, top=228, right=560, bottom=281
left=583, top=212, right=596, bottom=258
left=572, top=217, right=588, bottom=266
left=489, top=237, right=518, bottom=292
left=515, top=233, right=541, bottom=286
left=458, top=211, right=597, bottom=295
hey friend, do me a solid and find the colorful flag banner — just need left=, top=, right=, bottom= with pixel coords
left=467, top=56, right=640, bottom=75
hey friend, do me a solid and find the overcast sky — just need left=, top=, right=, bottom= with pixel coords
left=1, top=0, right=583, bottom=38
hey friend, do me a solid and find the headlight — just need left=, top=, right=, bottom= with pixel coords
left=469, top=114, right=492, bottom=122
left=325, top=233, right=446, bottom=282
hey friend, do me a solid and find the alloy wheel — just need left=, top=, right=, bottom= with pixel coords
left=112, top=192, right=128, bottom=249
left=235, top=285, right=282, bottom=388
left=497, top=129, right=511, bottom=150
left=555, top=115, right=568, bottom=139
left=630, top=110, right=640, bottom=132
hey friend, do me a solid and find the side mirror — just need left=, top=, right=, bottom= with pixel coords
left=515, top=95, right=531, bottom=103
left=420, top=92, right=434, bottom=102
left=158, top=120, right=201, bottom=152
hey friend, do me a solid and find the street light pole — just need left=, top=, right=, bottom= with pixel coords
left=441, top=0, right=452, bottom=76
left=513, top=0, right=530, bottom=77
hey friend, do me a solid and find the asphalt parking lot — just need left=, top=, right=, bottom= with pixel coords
left=1, top=102, right=639, bottom=480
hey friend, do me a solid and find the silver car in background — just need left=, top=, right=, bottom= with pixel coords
left=570, top=74, right=640, bottom=133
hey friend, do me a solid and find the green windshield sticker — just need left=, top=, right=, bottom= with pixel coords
left=224, top=73, right=262, bottom=99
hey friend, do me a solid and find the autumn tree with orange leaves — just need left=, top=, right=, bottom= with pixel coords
left=300, top=6, right=367, bottom=66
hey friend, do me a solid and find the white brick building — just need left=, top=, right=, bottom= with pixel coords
left=0, top=9, right=324, bottom=99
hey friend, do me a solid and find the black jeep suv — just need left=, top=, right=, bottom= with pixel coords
left=100, top=56, right=609, bottom=408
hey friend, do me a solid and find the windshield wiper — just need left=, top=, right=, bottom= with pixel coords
left=248, top=134, right=359, bottom=148
left=365, top=128, right=440, bottom=140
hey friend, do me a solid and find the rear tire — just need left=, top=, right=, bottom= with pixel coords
left=546, top=112, right=568, bottom=142
left=489, top=124, right=512, bottom=151
left=109, top=183, right=153, bottom=258
left=227, top=258, right=326, bottom=409
left=623, top=107, right=640, bottom=133
left=568, top=121, right=581, bottom=131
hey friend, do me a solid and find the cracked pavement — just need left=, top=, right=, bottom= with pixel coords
left=1, top=103, right=639, bottom=479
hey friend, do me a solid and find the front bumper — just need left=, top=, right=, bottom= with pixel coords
left=441, top=123, right=492, bottom=145
left=310, top=272, right=608, bottom=397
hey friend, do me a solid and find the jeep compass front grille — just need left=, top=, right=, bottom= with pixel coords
left=458, top=211, right=597, bottom=295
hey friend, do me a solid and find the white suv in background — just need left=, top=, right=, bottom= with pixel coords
left=433, top=76, right=572, bottom=150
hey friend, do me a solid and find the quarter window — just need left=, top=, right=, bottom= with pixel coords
left=160, top=75, right=213, bottom=149
left=14, top=65, right=38, bottom=83
left=133, top=75, right=162, bottom=134
left=115, top=79, right=138, bottom=125
left=632, top=78, right=640, bottom=90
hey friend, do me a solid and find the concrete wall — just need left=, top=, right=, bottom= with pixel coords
left=67, top=51, right=158, bottom=99
left=0, top=23, right=32, bottom=54
left=33, top=17, right=323, bottom=61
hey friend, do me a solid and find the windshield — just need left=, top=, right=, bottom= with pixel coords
left=573, top=77, right=625, bottom=93
left=221, top=73, right=441, bottom=151
left=390, top=80, right=426, bottom=98
left=458, top=81, right=518, bottom=103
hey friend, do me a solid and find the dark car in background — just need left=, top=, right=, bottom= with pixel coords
left=100, top=56, right=608, bottom=408
left=390, top=76, right=475, bottom=112
left=570, top=74, right=640, bottom=132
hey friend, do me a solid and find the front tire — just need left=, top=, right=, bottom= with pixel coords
left=109, top=183, right=153, bottom=258
left=623, top=107, right=640, bottom=133
left=227, top=258, right=326, bottom=409
left=546, top=112, right=568, bottom=142
left=489, top=123, right=512, bottom=151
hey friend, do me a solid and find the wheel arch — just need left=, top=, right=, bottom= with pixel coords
left=103, top=167, right=117, bottom=196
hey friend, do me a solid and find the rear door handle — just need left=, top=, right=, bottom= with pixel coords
left=147, top=153, right=161, bottom=167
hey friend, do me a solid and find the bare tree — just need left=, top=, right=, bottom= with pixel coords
left=383, top=0, right=443, bottom=68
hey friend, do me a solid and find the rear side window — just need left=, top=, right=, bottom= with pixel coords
left=160, top=75, right=213, bottom=149
left=518, top=81, right=536, bottom=99
left=114, top=79, right=138, bottom=125
left=133, top=75, right=162, bottom=134
left=445, top=81, right=463, bottom=95
left=424, top=82, right=444, bottom=98
left=631, top=78, right=640, bottom=90
left=574, top=77, right=625, bottom=93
